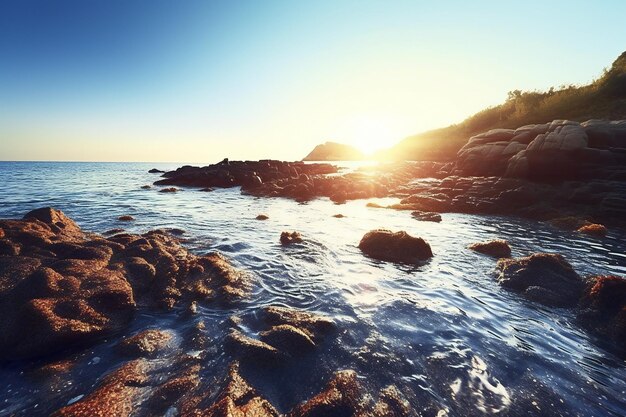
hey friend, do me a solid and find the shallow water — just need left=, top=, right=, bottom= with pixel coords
left=0, top=161, right=624, bottom=416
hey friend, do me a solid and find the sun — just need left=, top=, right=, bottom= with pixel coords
left=331, top=115, right=405, bottom=155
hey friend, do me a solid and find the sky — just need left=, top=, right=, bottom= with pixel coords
left=1, top=0, right=625, bottom=162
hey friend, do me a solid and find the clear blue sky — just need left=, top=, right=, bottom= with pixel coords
left=1, top=0, right=625, bottom=162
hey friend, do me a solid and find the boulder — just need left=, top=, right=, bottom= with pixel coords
left=116, top=329, right=173, bottom=358
left=280, top=231, right=303, bottom=245
left=359, top=229, right=433, bottom=263
left=256, top=214, right=269, bottom=220
left=577, top=223, right=608, bottom=237
left=411, top=210, right=442, bottom=222
left=577, top=275, right=626, bottom=350
left=495, top=253, right=584, bottom=307
left=468, top=239, right=511, bottom=258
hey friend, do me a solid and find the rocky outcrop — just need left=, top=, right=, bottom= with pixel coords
left=0, top=208, right=251, bottom=360
left=302, top=141, right=365, bottom=161
left=359, top=230, right=433, bottom=263
left=578, top=275, right=626, bottom=350
left=456, top=119, right=626, bottom=181
left=226, top=306, right=336, bottom=362
left=495, top=253, right=585, bottom=307
left=154, top=160, right=338, bottom=191
left=468, top=239, right=511, bottom=258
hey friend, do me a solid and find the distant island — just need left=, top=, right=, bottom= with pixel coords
left=304, top=51, right=626, bottom=162
left=302, top=141, right=364, bottom=161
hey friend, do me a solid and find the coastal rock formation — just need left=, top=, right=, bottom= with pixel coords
left=154, top=160, right=337, bottom=190
left=0, top=208, right=251, bottom=360
left=495, top=253, right=585, bottom=307
left=227, top=306, right=336, bottom=362
left=577, top=275, right=626, bottom=350
left=456, top=119, right=626, bottom=181
left=468, top=239, right=511, bottom=258
left=577, top=223, right=608, bottom=236
left=256, top=214, right=269, bottom=220
left=359, top=230, right=433, bottom=263
left=302, top=141, right=365, bottom=161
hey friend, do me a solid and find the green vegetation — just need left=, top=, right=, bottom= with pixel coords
left=381, top=51, right=626, bottom=161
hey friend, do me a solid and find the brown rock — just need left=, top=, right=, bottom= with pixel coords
left=280, top=231, right=303, bottom=245
left=288, top=370, right=363, bottom=417
left=117, top=329, right=173, bottom=358
left=51, top=360, right=148, bottom=417
left=578, top=275, right=626, bottom=349
left=256, top=214, right=269, bottom=220
left=118, top=215, right=135, bottom=222
left=577, top=223, right=608, bottom=237
left=495, top=253, right=584, bottom=307
left=468, top=239, right=511, bottom=258
left=359, top=229, right=433, bottom=263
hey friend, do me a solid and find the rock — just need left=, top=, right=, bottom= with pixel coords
left=51, top=360, right=148, bottom=417
left=141, top=185, right=151, bottom=189
left=117, top=329, right=173, bottom=358
left=118, top=215, right=135, bottom=221
left=159, top=187, right=178, bottom=193
left=333, top=214, right=345, bottom=218
left=263, top=306, right=336, bottom=341
left=149, top=168, right=165, bottom=173
left=548, top=216, right=591, bottom=230
left=256, top=214, right=269, bottom=220
left=302, top=141, right=365, bottom=161
left=495, top=253, right=584, bottom=307
left=259, top=324, right=316, bottom=352
left=288, top=370, right=363, bottom=417
left=226, top=329, right=283, bottom=362
left=468, top=239, right=511, bottom=258
left=411, top=210, right=442, bottom=222
left=103, top=228, right=125, bottom=235
left=358, top=229, right=433, bottom=263
left=577, top=275, right=626, bottom=349
left=199, top=187, right=214, bottom=192
left=0, top=208, right=251, bottom=360
left=577, top=223, right=608, bottom=237
left=190, top=362, right=279, bottom=417
left=280, top=231, right=303, bottom=245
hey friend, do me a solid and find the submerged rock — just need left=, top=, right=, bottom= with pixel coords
left=359, top=229, right=433, bottom=263
left=159, top=187, right=179, bottom=193
left=578, top=275, right=626, bottom=350
left=577, top=223, right=608, bottom=237
left=333, top=213, right=346, bottom=218
left=140, top=185, right=151, bottom=189
left=411, top=210, right=442, bottom=222
left=149, top=168, right=165, bottom=173
left=256, top=214, right=269, bottom=220
left=0, top=208, right=251, bottom=360
left=280, top=231, right=303, bottom=245
left=468, top=239, right=511, bottom=258
left=117, top=329, right=173, bottom=358
left=495, top=253, right=584, bottom=307
left=118, top=215, right=135, bottom=221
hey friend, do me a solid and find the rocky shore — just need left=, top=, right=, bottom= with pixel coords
left=151, top=120, right=626, bottom=228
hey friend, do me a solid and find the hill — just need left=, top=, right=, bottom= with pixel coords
left=302, top=141, right=364, bottom=161
left=378, top=50, right=626, bottom=161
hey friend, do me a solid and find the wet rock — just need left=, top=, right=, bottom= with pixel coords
left=577, top=223, right=608, bottom=237
left=259, top=324, right=316, bottom=352
left=189, top=362, right=279, bottom=417
left=578, top=275, right=626, bottom=350
left=411, top=210, right=442, bottom=222
left=263, top=306, right=336, bottom=342
left=149, top=168, right=165, bottom=173
left=141, top=185, right=151, bottom=189
left=51, top=359, right=148, bottom=417
left=333, top=214, right=346, bottom=218
left=226, top=329, right=283, bottom=362
left=103, top=228, right=125, bottom=236
left=0, top=208, right=251, bottom=360
left=288, top=370, right=363, bottom=417
left=280, top=231, right=303, bottom=245
left=118, top=215, right=135, bottom=221
left=256, top=214, right=269, bottom=220
left=117, top=329, right=173, bottom=358
left=159, top=187, right=179, bottom=193
left=495, top=253, right=584, bottom=307
left=359, top=229, right=433, bottom=263
left=468, top=239, right=511, bottom=258
left=548, top=216, right=591, bottom=230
